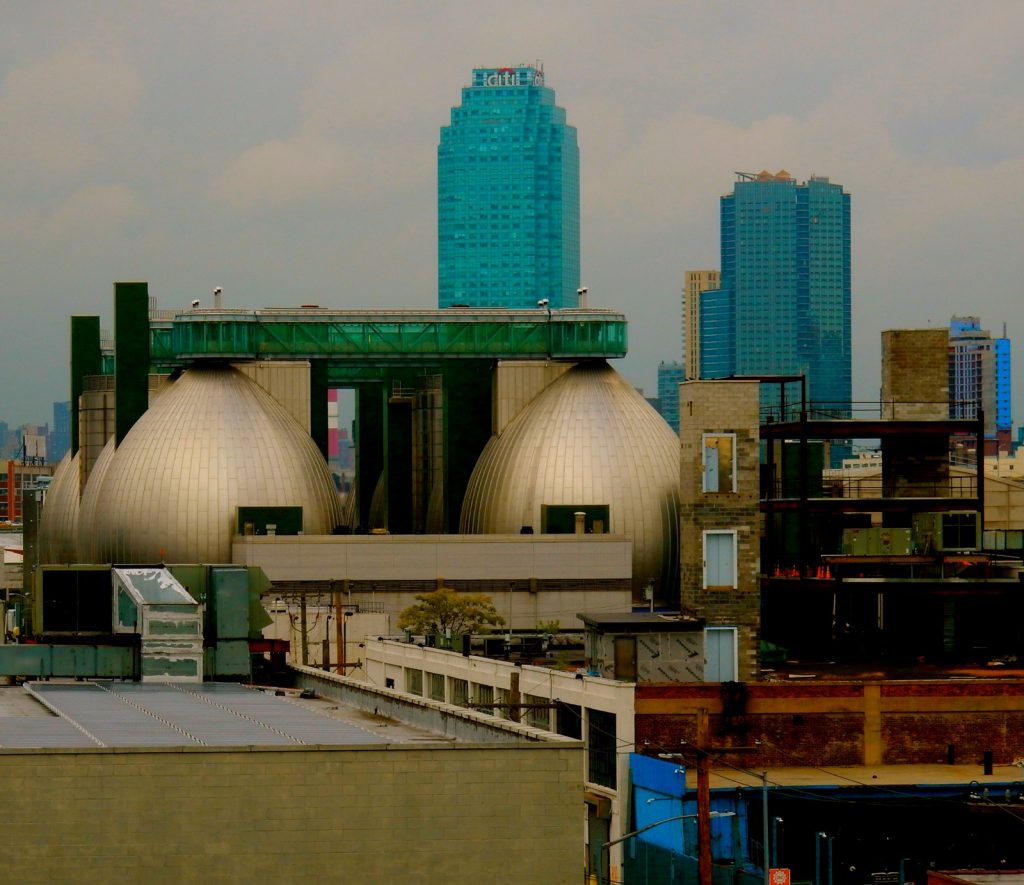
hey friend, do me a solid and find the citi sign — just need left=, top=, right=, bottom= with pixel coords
left=483, top=69, right=526, bottom=87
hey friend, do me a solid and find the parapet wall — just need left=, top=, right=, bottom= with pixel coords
left=635, top=678, right=1024, bottom=766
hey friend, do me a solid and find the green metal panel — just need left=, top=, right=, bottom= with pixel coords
left=211, top=567, right=250, bottom=639
left=141, top=653, right=201, bottom=679
left=114, top=282, right=150, bottom=446
left=236, top=506, right=303, bottom=536
left=70, top=315, right=102, bottom=455
left=541, top=505, right=611, bottom=534
left=310, top=358, right=329, bottom=459
left=213, top=640, right=251, bottom=677
left=780, top=440, right=825, bottom=497
left=0, top=644, right=137, bottom=679
left=167, top=565, right=209, bottom=605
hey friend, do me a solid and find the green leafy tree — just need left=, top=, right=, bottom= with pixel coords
left=398, top=588, right=505, bottom=636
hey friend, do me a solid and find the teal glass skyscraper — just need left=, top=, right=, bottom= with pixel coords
left=700, top=171, right=851, bottom=413
left=438, top=65, right=580, bottom=309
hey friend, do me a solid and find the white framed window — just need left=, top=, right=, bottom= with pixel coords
left=702, top=530, right=738, bottom=590
left=704, top=626, right=738, bottom=682
left=702, top=433, right=737, bottom=493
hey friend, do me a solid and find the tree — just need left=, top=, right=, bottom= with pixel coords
left=398, top=588, right=505, bottom=636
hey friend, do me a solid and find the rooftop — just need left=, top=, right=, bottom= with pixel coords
left=0, top=682, right=450, bottom=749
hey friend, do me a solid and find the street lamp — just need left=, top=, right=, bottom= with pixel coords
left=772, top=817, right=783, bottom=868
left=899, top=857, right=911, bottom=885
left=815, top=832, right=826, bottom=885
left=815, top=833, right=834, bottom=885
left=536, top=298, right=552, bottom=358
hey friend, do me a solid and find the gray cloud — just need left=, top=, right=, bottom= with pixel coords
left=1, top=1, right=1022, bottom=429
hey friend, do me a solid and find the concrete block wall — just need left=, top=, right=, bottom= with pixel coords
left=635, top=679, right=1024, bottom=767
left=881, top=329, right=949, bottom=419
left=0, top=742, right=582, bottom=884
left=679, top=380, right=762, bottom=680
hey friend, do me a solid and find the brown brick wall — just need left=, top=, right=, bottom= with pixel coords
left=884, top=713, right=1024, bottom=764
left=635, top=679, right=1024, bottom=766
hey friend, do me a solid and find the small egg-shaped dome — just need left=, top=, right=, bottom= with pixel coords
left=38, top=450, right=80, bottom=564
left=460, top=361, right=679, bottom=596
left=78, top=436, right=116, bottom=563
left=91, top=364, right=342, bottom=563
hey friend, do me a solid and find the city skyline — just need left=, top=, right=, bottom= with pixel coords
left=1, top=3, right=1022, bottom=424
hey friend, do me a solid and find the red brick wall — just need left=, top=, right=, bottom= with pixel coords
left=635, top=679, right=1024, bottom=766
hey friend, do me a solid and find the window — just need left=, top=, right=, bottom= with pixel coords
left=587, top=709, right=617, bottom=788
left=524, top=693, right=550, bottom=730
left=702, top=434, right=736, bottom=492
left=428, top=672, right=446, bottom=702
left=613, top=636, right=637, bottom=681
left=495, top=687, right=510, bottom=719
left=704, top=627, right=738, bottom=681
left=449, top=678, right=469, bottom=707
left=555, top=701, right=582, bottom=739
left=472, top=683, right=494, bottom=714
left=405, top=668, right=423, bottom=697
left=703, top=530, right=738, bottom=589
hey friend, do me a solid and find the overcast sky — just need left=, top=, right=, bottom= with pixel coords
left=2, top=1, right=1022, bottom=427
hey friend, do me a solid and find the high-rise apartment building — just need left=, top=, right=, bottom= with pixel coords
left=699, top=171, right=851, bottom=413
left=948, top=316, right=1011, bottom=443
left=682, top=270, right=720, bottom=380
left=438, top=65, right=580, bottom=309
left=49, top=401, right=71, bottom=463
left=656, top=361, right=685, bottom=433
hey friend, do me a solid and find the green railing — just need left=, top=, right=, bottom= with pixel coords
left=148, top=308, right=627, bottom=365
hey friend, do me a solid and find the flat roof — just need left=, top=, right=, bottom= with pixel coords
left=687, top=763, right=1024, bottom=791
left=578, top=612, right=703, bottom=633
left=0, top=682, right=451, bottom=749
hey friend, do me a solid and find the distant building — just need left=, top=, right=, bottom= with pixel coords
left=700, top=171, right=851, bottom=414
left=657, top=361, right=685, bottom=433
left=682, top=269, right=719, bottom=380
left=49, top=401, right=70, bottom=463
left=2, top=458, right=54, bottom=523
left=438, top=64, right=580, bottom=309
left=948, top=316, right=1010, bottom=446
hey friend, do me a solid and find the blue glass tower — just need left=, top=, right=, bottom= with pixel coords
left=699, top=171, right=851, bottom=414
left=438, top=65, right=580, bottom=309
left=657, top=361, right=685, bottom=433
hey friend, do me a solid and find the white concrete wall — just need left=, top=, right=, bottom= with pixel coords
left=361, top=638, right=635, bottom=879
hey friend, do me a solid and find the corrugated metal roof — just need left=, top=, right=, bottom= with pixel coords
left=17, top=682, right=392, bottom=749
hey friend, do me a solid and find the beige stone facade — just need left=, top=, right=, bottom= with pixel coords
left=0, top=742, right=582, bottom=884
left=682, top=270, right=720, bottom=380
left=235, top=533, right=634, bottom=632
left=679, top=380, right=762, bottom=680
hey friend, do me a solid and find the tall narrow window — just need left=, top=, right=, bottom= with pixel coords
left=703, top=530, right=738, bottom=590
left=702, top=434, right=736, bottom=492
left=704, top=626, right=738, bottom=681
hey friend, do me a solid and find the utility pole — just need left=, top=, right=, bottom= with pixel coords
left=696, top=707, right=712, bottom=885
left=300, top=594, right=308, bottom=665
left=509, top=671, right=521, bottom=723
left=762, top=771, right=770, bottom=885
left=335, top=591, right=345, bottom=674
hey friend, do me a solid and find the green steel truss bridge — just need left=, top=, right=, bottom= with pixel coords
left=149, top=308, right=627, bottom=375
